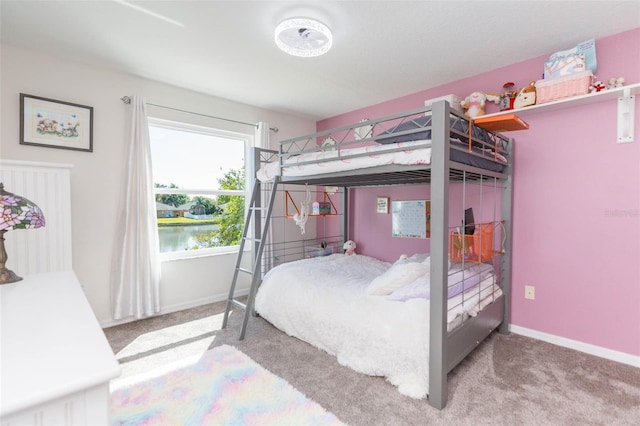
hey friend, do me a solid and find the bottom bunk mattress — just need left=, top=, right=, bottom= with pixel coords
left=254, top=253, right=502, bottom=399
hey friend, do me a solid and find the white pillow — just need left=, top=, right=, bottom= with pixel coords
left=388, top=261, right=492, bottom=302
left=367, top=261, right=430, bottom=296
left=387, top=274, right=431, bottom=301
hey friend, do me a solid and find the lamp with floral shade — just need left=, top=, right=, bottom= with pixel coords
left=0, top=183, right=46, bottom=284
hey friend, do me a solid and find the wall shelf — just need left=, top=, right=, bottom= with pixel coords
left=480, top=83, right=639, bottom=142
left=474, top=113, right=530, bottom=132
left=481, top=82, right=640, bottom=118
left=285, top=190, right=337, bottom=218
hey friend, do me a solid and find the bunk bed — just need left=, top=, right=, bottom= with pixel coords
left=223, top=100, right=514, bottom=410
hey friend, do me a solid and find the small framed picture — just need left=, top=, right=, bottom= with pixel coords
left=20, top=93, right=93, bottom=152
left=376, top=196, right=389, bottom=214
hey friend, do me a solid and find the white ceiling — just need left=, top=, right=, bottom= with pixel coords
left=1, top=1, right=639, bottom=120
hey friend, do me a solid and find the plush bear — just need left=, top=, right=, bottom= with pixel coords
left=461, top=92, right=500, bottom=118
left=607, top=77, right=625, bottom=89
left=343, top=240, right=356, bottom=255
left=590, top=80, right=606, bottom=93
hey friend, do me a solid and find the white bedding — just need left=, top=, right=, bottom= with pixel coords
left=254, top=254, right=502, bottom=399
left=256, top=140, right=431, bottom=182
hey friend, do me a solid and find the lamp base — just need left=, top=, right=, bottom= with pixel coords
left=0, top=267, right=22, bottom=284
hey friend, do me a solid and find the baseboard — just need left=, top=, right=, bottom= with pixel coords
left=510, top=325, right=640, bottom=368
left=99, top=288, right=249, bottom=328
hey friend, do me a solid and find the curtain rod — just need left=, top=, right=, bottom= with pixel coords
left=120, top=96, right=278, bottom=132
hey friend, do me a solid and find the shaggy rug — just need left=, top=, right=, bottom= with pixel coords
left=110, top=344, right=345, bottom=425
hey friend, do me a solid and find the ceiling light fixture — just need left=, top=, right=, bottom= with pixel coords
left=275, top=18, right=332, bottom=58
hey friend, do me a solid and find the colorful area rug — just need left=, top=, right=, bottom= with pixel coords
left=110, top=344, right=344, bottom=425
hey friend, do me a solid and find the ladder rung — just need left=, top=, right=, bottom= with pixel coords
left=230, top=299, right=247, bottom=310
left=243, top=236, right=261, bottom=243
left=237, top=267, right=253, bottom=275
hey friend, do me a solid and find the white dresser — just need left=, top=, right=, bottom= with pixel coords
left=0, top=271, right=121, bottom=425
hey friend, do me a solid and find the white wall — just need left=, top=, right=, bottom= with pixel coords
left=0, top=44, right=315, bottom=327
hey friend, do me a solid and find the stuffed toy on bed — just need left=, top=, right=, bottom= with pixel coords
left=343, top=240, right=357, bottom=255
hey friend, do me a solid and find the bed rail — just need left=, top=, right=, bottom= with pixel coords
left=268, top=101, right=511, bottom=184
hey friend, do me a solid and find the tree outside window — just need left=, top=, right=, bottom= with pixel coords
left=149, top=119, right=249, bottom=257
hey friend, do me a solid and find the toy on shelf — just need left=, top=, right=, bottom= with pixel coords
left=499, top=81, right=517, bottom=111
left=514, top=81, right=537, bottom=109
left=460, top=91, right=500, bottom=118
left=590, top=80, right=606, bottom=93
left=607, top=77, right=625, bottom=89
left=589, top=76, right=624, bottom=93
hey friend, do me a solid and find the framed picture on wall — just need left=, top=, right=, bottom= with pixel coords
left=20, top=93, right=93, bottom=152
left=376, top=196, right=389, bottom=214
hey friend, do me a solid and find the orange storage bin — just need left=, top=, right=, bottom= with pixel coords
left=450, top=223, right=494, bottom=263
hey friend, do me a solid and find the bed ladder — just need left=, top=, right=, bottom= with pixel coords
left=222, top=179, right=278, bottom=340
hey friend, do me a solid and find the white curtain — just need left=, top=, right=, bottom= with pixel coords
left=112, top=95, right=161, bottom=320
left=256, top=122, right=274, bottom=272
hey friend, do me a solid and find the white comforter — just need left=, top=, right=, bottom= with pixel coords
left=254, top=254, right=502, bottom=399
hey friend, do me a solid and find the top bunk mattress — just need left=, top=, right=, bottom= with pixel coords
left=257, top=138, right=507, bottom=182
left=257, top=108, right=510, bottom=183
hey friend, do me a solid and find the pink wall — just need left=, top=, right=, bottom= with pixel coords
left=342, top=183, right=502, bottom=262
left=317, top=29, right=640, bottom=357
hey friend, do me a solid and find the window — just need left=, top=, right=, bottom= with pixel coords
left=149, top=118, right=251, bottom=259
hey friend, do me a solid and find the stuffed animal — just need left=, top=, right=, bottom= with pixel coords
left=607, top=77, right=625, bottom=89
left=514, top=81, right=536, bottom=109
left=590, top=80, right=606, bottom=93
left=461, top=92, right=500, bottom=118
left=343, top=240, right=356, bottom=255
left=292, top=185, right=311, bottom=234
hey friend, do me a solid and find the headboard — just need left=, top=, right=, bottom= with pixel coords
left=0, top=160, right=73, bottom=275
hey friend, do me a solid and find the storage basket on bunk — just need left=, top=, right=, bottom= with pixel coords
left=535, top=71, right=593, bottom=104
left=449, top=223, right=494, bottom=263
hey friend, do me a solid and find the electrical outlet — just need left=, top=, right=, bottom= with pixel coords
left=524, top=285, right=535, bottom=300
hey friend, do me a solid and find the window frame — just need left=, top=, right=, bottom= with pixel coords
left=148, top=117, right=254, bottom=261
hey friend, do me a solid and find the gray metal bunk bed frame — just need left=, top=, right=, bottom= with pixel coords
left=222, top=100, right=514, bottom=410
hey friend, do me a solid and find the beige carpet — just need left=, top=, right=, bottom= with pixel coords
left=105, top=301, right=640, bottom=425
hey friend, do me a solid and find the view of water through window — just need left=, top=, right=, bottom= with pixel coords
left=158, top=223, right=218, bottom=252
left=149, top=120, right=247, bottom=254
